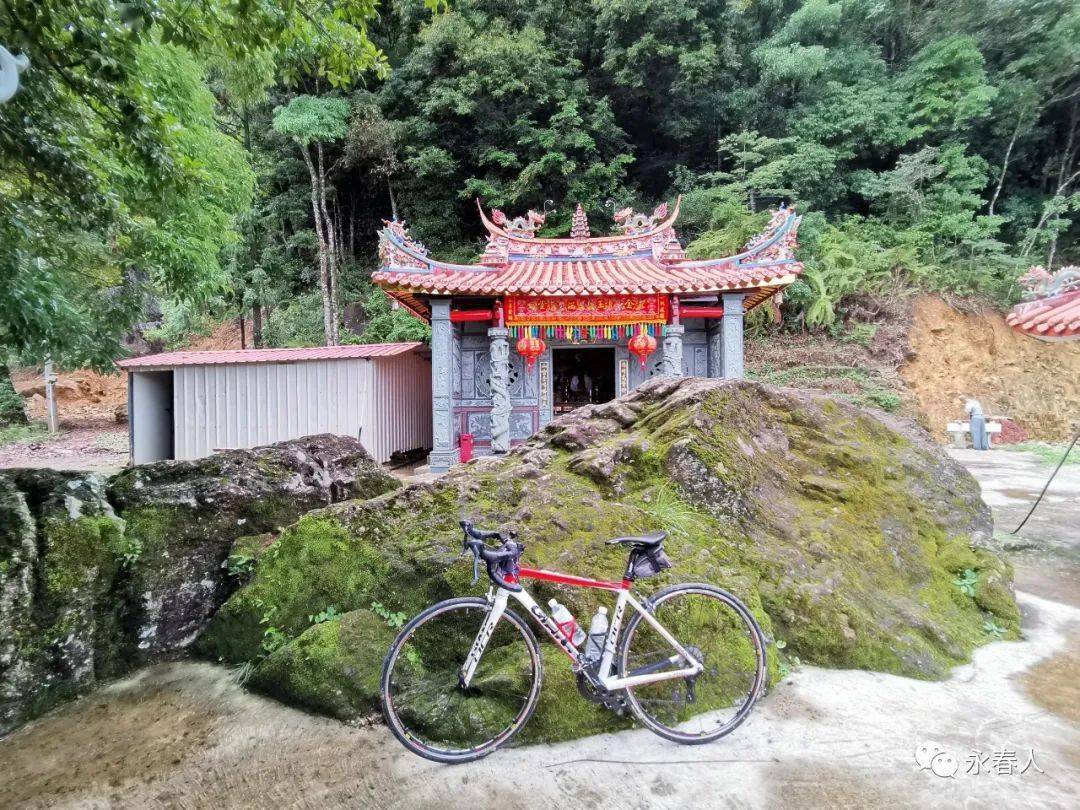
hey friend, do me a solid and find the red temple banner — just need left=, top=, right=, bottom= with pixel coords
left=505, top=294, right=669, bottom=326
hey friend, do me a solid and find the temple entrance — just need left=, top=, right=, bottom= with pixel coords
left=552, top=347, right=615, bottom=414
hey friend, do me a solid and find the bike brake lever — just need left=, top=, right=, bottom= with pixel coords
left=472, top=553, right=481, bottom=586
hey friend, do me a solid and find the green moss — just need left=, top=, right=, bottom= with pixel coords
left=204, top=379, right=1020, bottom=742
left=249, top=609, right=398, bottom=720
left=40, top=515, right=125, bottom=602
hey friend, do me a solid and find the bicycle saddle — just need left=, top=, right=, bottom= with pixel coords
left=606, top=531, right=666, bottom=548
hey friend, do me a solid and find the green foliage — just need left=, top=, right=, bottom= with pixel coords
left=953, top=568, right=979, bottom=598
left=1004, top=442, right=1080, bottom=466
left=273, top=97, right=351, bottom=147
left=308, top=606, right=341, bottom=625
left=263, top=292, right=333, bottom=348
left=227, top=552, right=258, bottom=579
left=0, top=423, right=46, bottom=446
left=7, top=0, right=1080, bottom=355
left=0, top=366, right=27, bottom=427
left=359, top=289, right=432, bottom=344
left=370, top=601, right=408, bottom=629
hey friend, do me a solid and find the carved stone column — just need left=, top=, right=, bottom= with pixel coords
left=707, top=321, right=723, bottom=378
left=428, top=299, right=457, bottom=471
left=661, top=325, right=685, bottom=377
left=721, top=292, right=745, bottom=379
left=488, top=327, right=511, bottom=453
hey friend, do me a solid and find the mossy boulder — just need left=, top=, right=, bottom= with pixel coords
left=0, top=470, right=127, bottom=734
left=202, top=378, right=1019, bottom=742
left=107, top=434, right=399, bottom=657
left=0, top=435, right=398, bottom=735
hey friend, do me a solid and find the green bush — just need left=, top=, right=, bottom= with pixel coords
left=0, top=365, right=27, bottom=427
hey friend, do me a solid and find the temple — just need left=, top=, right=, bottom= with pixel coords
left=373, top=199, right=803, bottom=470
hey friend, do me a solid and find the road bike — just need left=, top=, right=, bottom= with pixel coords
left=379, top=520, right=767, bottom=763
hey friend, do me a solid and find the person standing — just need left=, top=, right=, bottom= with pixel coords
left=965, top=398, right=990, bottom=451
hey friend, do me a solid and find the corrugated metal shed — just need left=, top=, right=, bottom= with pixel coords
left=122, top=343, right=431, bottom=465
left=117, top=342, right=423, bottom=369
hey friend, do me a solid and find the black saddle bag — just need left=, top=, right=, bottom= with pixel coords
left=630, top=546, right=672, bottom=579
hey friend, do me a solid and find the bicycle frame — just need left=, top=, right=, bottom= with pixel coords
left=460, top=566, right=703, bottom=692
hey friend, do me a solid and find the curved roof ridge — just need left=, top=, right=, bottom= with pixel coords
left=476, top=197, right=682, bottom=245
left=674, top=210, right=801, bottom=269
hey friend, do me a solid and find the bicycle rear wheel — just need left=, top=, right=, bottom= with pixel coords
left=618, top=583, right=767, bottom=744
left=380, top=597, right=542, bottom=763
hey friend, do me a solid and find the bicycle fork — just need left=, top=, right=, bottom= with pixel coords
left=459, top=589, right=510, bottom=688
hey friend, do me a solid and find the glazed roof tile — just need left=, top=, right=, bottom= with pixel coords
left=1006, top=288, right=1080, bottom=340
left=373, top=201, right=803, bottom=317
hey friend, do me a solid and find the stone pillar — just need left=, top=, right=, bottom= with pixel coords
left=721, top=292, right=745, bottom=379
left=707, top=322, right=723, bottom=378
left=661, top=325, right=685, bottom=377
left=428, top=299, right=457, bottom=472
left=488, top=327, right=511, bottom=453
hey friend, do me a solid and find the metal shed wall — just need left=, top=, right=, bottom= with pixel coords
left=365, top=350, right=433, bottom=464
left=170, top=354, right=432, bottom=462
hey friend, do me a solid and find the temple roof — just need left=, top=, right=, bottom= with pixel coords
left=1006, top=265, right=1080, bottom=340
left=373, top=199, right=803, bottom=318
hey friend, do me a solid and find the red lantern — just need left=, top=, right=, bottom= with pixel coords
left=516, top=335, right=546, bottom=371
left=628, top=329, right=657, bottom=369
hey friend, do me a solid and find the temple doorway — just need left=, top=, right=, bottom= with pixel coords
left=552, top=347, right=615, bottom=414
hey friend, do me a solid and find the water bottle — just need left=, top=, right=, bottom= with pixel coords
left=585, top=607, right=609, bottom=663
left=548, top=599, right=586, bottom=646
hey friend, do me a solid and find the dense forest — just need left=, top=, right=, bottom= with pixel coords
left=2, top=0, right=1078, bottom=364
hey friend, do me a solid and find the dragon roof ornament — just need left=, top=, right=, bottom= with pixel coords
left=1018, top=265, right=1080, bottom=300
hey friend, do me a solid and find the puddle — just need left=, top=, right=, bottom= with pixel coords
left=1023, top=624, right=1080, bottom=725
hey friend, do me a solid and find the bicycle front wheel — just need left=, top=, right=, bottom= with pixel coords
left=379, top=597, right=542, bottom=763
left=618, top=583, right=767, bottom=744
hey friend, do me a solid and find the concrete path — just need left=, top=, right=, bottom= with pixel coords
left=950, top=447, right=1080, bottom=608
left=1, top=450, right=1077, bottom=809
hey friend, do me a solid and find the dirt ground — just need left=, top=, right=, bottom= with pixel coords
left=1, top=449, right=1077, bottom=809
left=902, top=296, right=1080, bottom=442
left=2, top=322, right=247, bottom=473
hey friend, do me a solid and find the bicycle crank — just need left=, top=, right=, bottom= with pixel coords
left=575, top=672, right=628, bottom=715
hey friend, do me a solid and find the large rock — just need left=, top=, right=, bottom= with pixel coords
left=0, top=435, right=398, bottom=735
left=107, top=434, right=399, bottom=657
left=202, top=379, right=1019, bottom=742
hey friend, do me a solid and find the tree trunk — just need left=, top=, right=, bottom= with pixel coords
left=989, top=115, right=1023, bottom=217
left=252, top=305, right=263, bottom=348
left=301, top=145, right=335, bottom=346
left=317, top=141, right=340, bottom=345
left=242, top=104, right=263, bottom=348
left=1045, top=99, right=1079, bottom=266
left=238, top=314, right=246, bottom=350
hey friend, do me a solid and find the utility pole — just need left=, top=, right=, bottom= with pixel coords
left=43, top=359, right=59, bottom=433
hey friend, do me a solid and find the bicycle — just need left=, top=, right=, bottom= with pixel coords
left=379, top=520, right=767, bottom=763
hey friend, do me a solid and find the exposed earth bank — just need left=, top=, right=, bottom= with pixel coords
left=902, top=295, right=1080, bottom=442
left=201, top=377, right=1020, bottom=742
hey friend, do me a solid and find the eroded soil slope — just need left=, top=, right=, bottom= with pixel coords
left=903, top=296, right=1080, bottom=442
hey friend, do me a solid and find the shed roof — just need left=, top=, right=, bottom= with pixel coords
left=117, top=342, right=426, bottom=370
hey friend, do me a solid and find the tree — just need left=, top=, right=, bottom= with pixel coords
left=0, top=0, right=389, bottom=365
left=379, top=12, right=633, bottom=246
left=273, top=96, right=351, bottom=345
